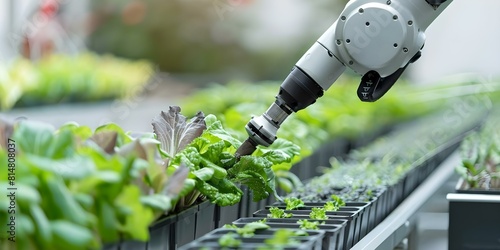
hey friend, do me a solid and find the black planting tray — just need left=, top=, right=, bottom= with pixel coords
left=253, top=208, right=360, bottom=249
left=448, top=193, right=500, bottom=250
left=232, top=217, right=347, bottom=250
left=179, top=228, right=325, bottom=250
left=267, top=202, right=372, bottom=241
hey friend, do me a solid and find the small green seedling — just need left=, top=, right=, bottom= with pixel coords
left=297, top=219, right=321, bottom=230
left=309, top=207, right=328, bottom=220
left=268, top=207, right=293, bottom=219
left=284, top=197, right=305, bottom=210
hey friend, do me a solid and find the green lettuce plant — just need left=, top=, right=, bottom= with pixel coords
left=152, top=106, right=300, bottom=208
left=297, top=219, right=321, bottom=230
left=0, top=118, right=187, bottom=250
left=223, top=222, right=270, bottom=238
left=309, top=207, right=328, bottom=220
left=0, top=105, right=300, bottom=249
left=284, top=197, right=304, bottom=210
left=268, top=207, right=292, bottom=219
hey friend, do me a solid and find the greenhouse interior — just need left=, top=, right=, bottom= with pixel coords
left=1, top=0, right=500, bottom=250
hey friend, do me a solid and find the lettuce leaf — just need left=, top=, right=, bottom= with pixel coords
left=195, top=178, right=242, bottom=206
left=228, top=156, right=276, bottom=202
left=152, top=106, right=206, bottom=158
left=203, top=114, right=242, bottom=149
left=256, top=139, right=300, bottom=165
left=154, top=107, right=301, bottom=206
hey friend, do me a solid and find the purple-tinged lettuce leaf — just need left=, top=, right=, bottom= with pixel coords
left=89, top=131, right=118, bottom=154
left=163, top=165, right=190, bottom=197
left=152, top=106, right=206, bottom=158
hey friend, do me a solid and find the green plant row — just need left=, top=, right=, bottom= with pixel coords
left=0, top=106, right=300, bottom=249
left=181, top=77, right=442, bottom=163
left=288, top=106, right=490, bottom=202
left=456, top=107, right=500, bottom=190
left=0, top=53, right=153, bottom=110
left=0, top=120, right=177, bottom=250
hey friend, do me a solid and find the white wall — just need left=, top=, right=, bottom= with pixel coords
left=407, top=0, right=500, bottom=84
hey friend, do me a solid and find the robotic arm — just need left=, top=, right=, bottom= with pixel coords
left=236, top=0, right=452, bottom=156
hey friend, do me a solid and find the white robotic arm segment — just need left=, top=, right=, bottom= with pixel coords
left=235, top=0, right=452, bottom=156
left=295, top=40, right=346, bottom=91
left=329, top=0, right=452, bottom=76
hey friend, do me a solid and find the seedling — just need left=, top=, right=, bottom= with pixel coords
left=457, top=118, right=500, bottom=190
left=297, top=219, right=321, bottom=230
left=309, top=207, right=328, bottom=220
left=218, top=233, right=241, bottom=248
left=323, top=195, right=346, bottom=211
left=259, top=229, right=306, bottom=249
left=223, top=222, right=270, bottom=237
left=284, top=197, right=305, bottom=210
left=268, top=207, right=293, bottom=219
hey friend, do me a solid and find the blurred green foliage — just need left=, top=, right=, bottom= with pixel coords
left=0, top=52, right=152, bottom=110
left=180, top=76, right=442, bottom=160
left=89, top=0, right=249, bottom=75
left=87, top=0, right=348, bottom=80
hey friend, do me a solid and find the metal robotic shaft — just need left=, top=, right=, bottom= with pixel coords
left=235, top=66, right=330, bottom=157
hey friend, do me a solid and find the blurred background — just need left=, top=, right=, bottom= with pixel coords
left=2, top=0, right=499, bottom=82
left=1, top=0, right=499, bottom=130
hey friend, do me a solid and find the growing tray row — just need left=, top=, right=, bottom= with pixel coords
left=102, top=200, right=217, bottom=250
left=100, top=134, right=383, bottom=250
left=224, top=128, right=392, bottom=225
left=181, top=150, right=453, bottom=250
left=448, top=110, right=500, bottom=250
left=104, top=109, right=485, bottom=250
left=176, top=136, right=463, bottom=250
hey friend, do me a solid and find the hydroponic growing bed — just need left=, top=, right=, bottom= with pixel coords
left=2, top=74, right=498, bottom=250
left=179, top=107, right=487, bottom=250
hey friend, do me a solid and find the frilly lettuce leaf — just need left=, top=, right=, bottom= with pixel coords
left=195, top=178, right=242, bottom=206
left=228, top=156, right=277, bottom=202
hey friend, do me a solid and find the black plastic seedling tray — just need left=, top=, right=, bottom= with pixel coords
left=253, top=208, right=360, bottom=249
left=147, top=213, right=177, bottom=250
left=179, top=228, right=325, bottom=250
left=216, top=203, right=239, bottom=228
left=267, top=202, right=372, bottom=242
left=196, top=201, right=217, bottom=238
left=448, top=197, right=500, bottom=250
left=448, top=185, right=500, bottom=250
left=173, top=204, right=198, bottom=248
left=232, top=217, right=347, bottom=250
